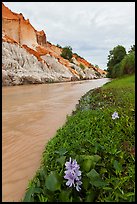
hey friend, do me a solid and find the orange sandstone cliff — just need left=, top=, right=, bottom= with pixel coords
left=2, top=3, right=46, bottom=48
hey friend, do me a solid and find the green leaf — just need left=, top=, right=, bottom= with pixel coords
left=56, top=156, right=66, bottom=166
left=125, top=192, right=135, bottom=197
left=45, top=171, right=61, bottom=192
left=23, top=187, right=42, bottom=202
left=113, top=160, right=122, bottom=173
left=81, top=155, right=101, bottom=172
left=82, top=159, right=95, bottom=172
left=91, top=179, right=107, bottom=187
left=93, top=155, right=101, bottom=162
left=100, top=167, right=107, bottom=175
left=85, top=190, right=96, bottom=202
left=102, top=186, right=113, bottom=191
left=87, top=169, right=100, bottom=179
left=59, top=190, right=71, bottom=202
left=94, top=142, right=100, bottom=153
left=55, top=148, right=68, bottom=156
left=87, top=169, right=107, bottom=187
left=82, top=177, right=90, bottom=190
left=80, top=155, right=93, bottom=160
left=72, top=196, right=82, bottom=202
left=38, top=194, right=48, bottom=202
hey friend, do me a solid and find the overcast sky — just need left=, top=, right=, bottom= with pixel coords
left=4, top=2, right=135, bottom=70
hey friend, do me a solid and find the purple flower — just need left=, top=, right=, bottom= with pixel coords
left=65, top=158, right=80, bottom=171
left=64, top=170, right=75, bottom=187
left=76, top=180, right=82, bottom=191
left=64, top=157, right=82, bottom=191
left=112, top=111, right=119, bottom=119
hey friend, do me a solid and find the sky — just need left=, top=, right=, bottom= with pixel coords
left=3, top=2, right=135, bottom=70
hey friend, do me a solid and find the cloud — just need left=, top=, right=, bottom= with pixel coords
left=3, top=2, right=135, bottom=69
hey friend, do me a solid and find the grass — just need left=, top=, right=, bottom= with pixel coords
left=23, top=74, right=135, bottom=202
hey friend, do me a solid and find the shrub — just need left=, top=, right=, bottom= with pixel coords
left=120, top=52, right=135, bottom=75
left=56, top=44, right=62, bottom=48
left=60, top=46, right=73, bottom=61
left=79, top=63, right=85, bottom=70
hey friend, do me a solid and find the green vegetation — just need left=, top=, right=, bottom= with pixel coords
left=95, top=64, right=99, bottom=68
left=60, top=46, right=73, bottom=61
left=79, top=63, right=85, bottom=70
left=120, top=51, right=135, bottom=75
left=107, top=45, right=135, bottom=78
left=107, top=45, right=126, bottom=78
left=56, top=44, right=62, bottom=48
left=128, top=45, right=135, bottom=54
left=23, top=74, right=135, bottom=202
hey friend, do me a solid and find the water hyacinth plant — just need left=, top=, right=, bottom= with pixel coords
left=64, top=157, right=82, bottom=191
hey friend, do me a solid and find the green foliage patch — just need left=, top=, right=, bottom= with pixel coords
left=79, top=63, right=85, bottom=70
left=107, top=45, right=135, bottom=78
left=60, top=46, right=73, bottom=61
left=23, top=75, right=135, bottom=202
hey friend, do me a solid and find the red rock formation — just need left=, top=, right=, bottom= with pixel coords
left=2, top=34, right=18, bottom=44
left=73, top=54, right=91, bottom=67
left=22, top=44, right=43, bottom=62
left=36, top=30, right=46, bottom=46
left=2, top=2, right=18, bottom=20
left=36, top=45, right=49, bottom=56
left=73, top=53, right=107, bottom=75
left=46, top=42, right=62, bottom=56
left=2, top=3, right=46, bottom=47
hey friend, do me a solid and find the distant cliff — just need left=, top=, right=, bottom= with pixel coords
left=2, top=3, right=107, bottom=86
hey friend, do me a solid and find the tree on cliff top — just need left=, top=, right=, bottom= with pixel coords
left=61, top=46, right=73, bottom=61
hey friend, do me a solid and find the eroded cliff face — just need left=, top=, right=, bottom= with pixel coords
left=36, top=30, right=47, bottom=46
left=2, top=42, right=78, bottom=86
left=2, top=3, right=107, bottom=86
left=2, top=3, right=46, bottom=48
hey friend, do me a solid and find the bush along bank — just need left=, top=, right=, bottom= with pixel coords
left=23, top=74, right=135, bottom=202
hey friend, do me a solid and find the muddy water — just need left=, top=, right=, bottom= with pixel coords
left=2, top=78, right=110, bottom=201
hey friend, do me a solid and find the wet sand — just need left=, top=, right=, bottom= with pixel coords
left=2, top=78, right=110, bottom=201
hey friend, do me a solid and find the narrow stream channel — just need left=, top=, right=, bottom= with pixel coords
left=2, top=78, right=110, bottom=201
